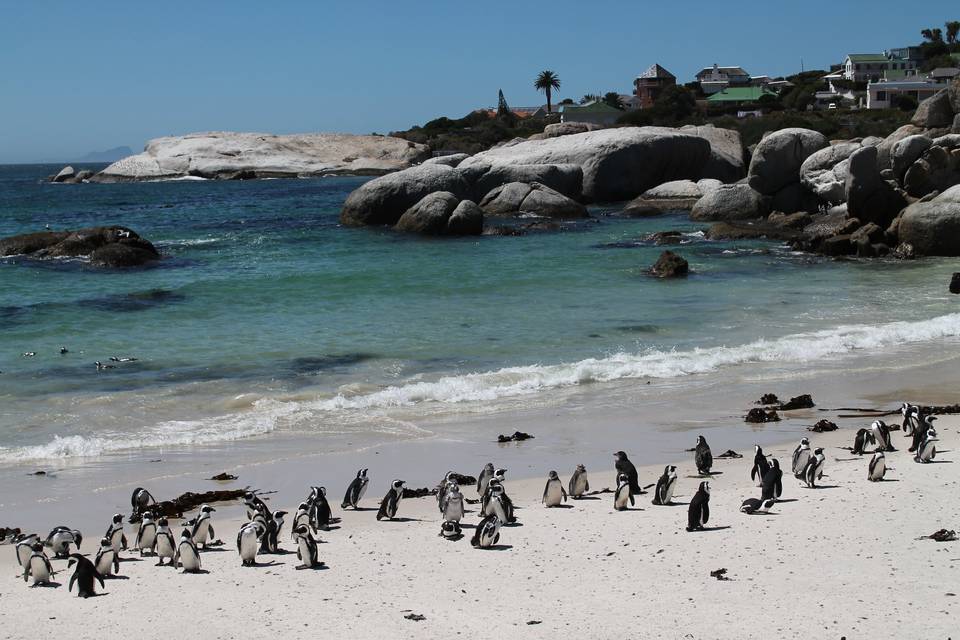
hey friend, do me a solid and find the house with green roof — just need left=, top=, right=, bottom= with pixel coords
left=842, top=53, right=917, bottom=83
left=559, top=101, right=622, bottom=127
left=706, top=86, right=777, bottom=105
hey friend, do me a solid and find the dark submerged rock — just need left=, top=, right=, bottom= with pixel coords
left=0, top=226, right=160, bottom=268
left=650, top=250, right=689, bottom=278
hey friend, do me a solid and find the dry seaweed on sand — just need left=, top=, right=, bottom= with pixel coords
left=209, top=472, right=238, bottom=481
left=710, top=568, right=730, bottom=581
left=716, top=450, right=743, bottom=459
left=497, top=431, right=535, bottom=443
left=808, top=419, right=838, bottom=432
left=919, top=529, right=957, bottom=542
left=745, top=408, right=780, bottom=423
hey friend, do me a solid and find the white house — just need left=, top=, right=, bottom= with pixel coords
left=867, top=79, right=940, bottom=109
left=696, top=64, right=751, bottom=94
left=843, top=53, right=918, bottom=83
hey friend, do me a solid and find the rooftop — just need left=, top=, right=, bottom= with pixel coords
left=706, top=86, right=777, bottom=102
left=697, top=65, right=750, bottom=76
left=931, top=67, right=960, bottom=78
left=846, top=53, right=889, bottom=63
left=636, top=63, right=676, bottom=80
left=561, top=101, right=623, bottom=113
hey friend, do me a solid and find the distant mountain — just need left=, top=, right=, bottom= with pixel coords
left=75, top=146, right=134, bottom=163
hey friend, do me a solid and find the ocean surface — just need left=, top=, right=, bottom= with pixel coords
left=1, top=163, right=959, bottom=465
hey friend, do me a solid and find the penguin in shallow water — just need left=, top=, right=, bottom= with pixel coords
left=130, top=487, right=156, bottom=520
left=651, top=465, right=677, bottom=506
left=791, top=437, right=811, bottom=475
left=177, top=528, right=202, bottom=573
left=476, top=463, right=495, bottom=497
left=46, top=526, right=82, bottom=558
left=542, top=471, right=568, bottom=507
left=740, top=497, right=776, bottom=514
left=441, top=483, right=465, bottom=522
left=613, top=473, right=634, bottom=511
left=471, top=514, right=501, bottom=549
left=341, top=468, right=369, bottom=509
left=910, top=415, right=936, bottom=453
left=155, top=518, right=177, bottom=566
left=915, top=427, right=938, bottom=463
left=750, top=445, right=770, bottom=486
left=68, top=554, right=104, bottom=598
left=95, top=537, right=119, bottom=577
left=376, top=480, right=405, bottom=521
left=614, top=451, right=641, bottom=494
left=135, top=512, right=157, bottom=556
left=24, top=542, right=54, bottom=585
left=686, top=482, right=711, bottom=531
left=189, top=505, right=216, bottom=549
left=761, top=459, right=783, bottom=501
left=694, top=436, right=713, bottom=475
left=293, top=525, right=320, bottom=569
left=852, top=428, right=875, bottom=456
left=901, top=403, right=920, bottom=437
left=800, top=448, right=826, bottom=488
left=867, top=451, right=886, bottom=481
left=871, top=420, right=895, bottom=452
left=237, top=521, right=264, bottom=567
left=568, top=464, right=589, bottom=499
left=439, top=520, right=463, bottom=540
left=105, top=513, right=127, bottom=552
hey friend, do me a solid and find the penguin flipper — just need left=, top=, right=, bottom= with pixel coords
left=114, top=554, right=120, bottom=574
left=69, top=572, right=76, bottom=592
left=95, top=569, right=105, bottom=589
left=703, top=502, right=710, bottom=525
left=629, top=493, right=635, bottom=507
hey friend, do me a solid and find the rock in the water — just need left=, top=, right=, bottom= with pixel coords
left=541, top=122, right=603, bottom=138
left=679, top=124, right=746, bottom=182
left=892, top=135, right=933, bottom=183
left=459, top=127, right=711, bottom=202
left=650, top=250, right=689, bottom=278
left=446, top=199, right=485, bottom=236
left=898, top=184, right=960, bottom=255
left=747, top=128, right=829, bottom=195
left=771, top=182, right=821, bottom=214
left=845, top=146, right=907, bottom=227
left=631, top=180, right=703, bottom=211
left=0, top=226, right=160, bottom=267
left=780, top=394, right=815, bottom=410
left=912, top=90, right=955, bottom=129
left=52, top=166, right=76, bottom=183
left=745, top=408, right=780, bottom=423
left=768, top=211, right=813, bottom=229
left=820, top=234, right=854, bottom=256
left=705, top=220, right=799, bottom=242
left=799, top=143, right=858, bottom=203
left=950, top=273, right=960, bottom=294
left=340, top=164, right=472, bottom=227
left=395, top=192, right=471, bottom=235
left=91, top=131, right=430, bottom=183
left=479, top=182, right=588, bottom=219
left=471, top=163, right=582, bottom=201
left=421, top=153, right=470, bottom=168
left=690, top=184, right=769, bottom=221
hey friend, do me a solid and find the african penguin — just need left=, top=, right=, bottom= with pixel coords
left=105, top=513, right=127, bottom=552
left=135, top=512, right=157, bottom=556
left=695, top=435, right=713, bottom=476
left=542, top=470, right=568, bottom=507
left=613, top=473, right=635, bottom=511
left=471, top=514, right=501, bottom=549
left=901, top=403, right=920, bottom=437
left=307, top=487, right=332, bottom=531
left=177, top=528, right=202, bottom=573
left=871, top=420, right=895, bottom=452
left=291, top=503, right=312, bottom=542
left=23, top=542, right=54, bottom=585
left=15, top=533, right=40, bottom=569
left=155, top=518, right=177, bottom=566
left=800, top=447, right=826, bottom=488
left=68, top=554, right=104, bottom=598
left=293, top=525, right=320, bottom=569
left=476, top=463, right=495, bottom=497
left=914, top=427, right=938, bottom=463
left=740, top=498, right=776, bottom=514
left=791, top=437, right=811, bottom=475
left=341, top=468, right=369, bottom=509
left=867, top=451, right=886, bottom=481
left=261, top=510, right=287, bottom=554
left=483, top=482, right=512, bottom=523
left=190, top=505, right=216, bottom=549
left=440, top=520, right=463, bottom=540
left=852, top=428, right=875, bottom=455
left=130, top=487, right=156, bottom=520
left=652, top=465, right=677, bottom=506
left=910, top=415, right=937, bottom=453
left=686, top=481, right=711, bottom=531
left=761, top=459, right=783, bottom=501
left=95, top=537, right=120, bottom=577
left=46, top=526, right=82, bottom=558
left=376, top=479, right=405, bottom=521
left=237, top=521, right=264, bottom=566
left=751, top=445, right=770, bottom=486
left=613, top=451, right=641, bottom=494
left=568, top=464, right=589, bottom=499
left=441, top=483, right=465, bottom=522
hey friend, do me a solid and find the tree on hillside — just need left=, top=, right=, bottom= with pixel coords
left=650, top=85, right=696, bottom=121
left=946, top=21, right=960, bottom=44
left=603, top=92, right=625, bottom=110
left=496, top=89, right=517, bottom=126
left=921, top=27, right=944, bottom=43
left=534, top=70, right=561, bottom=113
left=580, top=93, right=600, bottom=104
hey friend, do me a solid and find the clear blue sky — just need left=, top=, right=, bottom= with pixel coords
left=0, top=1, right=955, bottom=163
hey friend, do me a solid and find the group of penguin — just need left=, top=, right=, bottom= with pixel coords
left=9, top=402, right=944, bottom=597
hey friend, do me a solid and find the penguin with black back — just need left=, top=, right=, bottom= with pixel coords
left=686, top=482, right=711, bottom=531
left=694, top=436, right=713, bottom=475
left=761, top=459, right=783, bottom=500
left=613, top=451, right=641, bottom=494
left=68, top=553, right=104, bottom=598
left=750, top=445, right=770, bottom=485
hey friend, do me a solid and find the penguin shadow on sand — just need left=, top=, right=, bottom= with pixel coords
left=294, top=562, right=329, bottom=571
left=571, top=495, right=602, bottom=501
left=685, top=471, right=723, bottom=479
left=688, top=525, right=732, bottom=533
left=28, top=580, right=62, bottom=588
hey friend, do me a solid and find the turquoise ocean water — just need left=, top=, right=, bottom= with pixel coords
left=1, top=164, right=958, bottom=462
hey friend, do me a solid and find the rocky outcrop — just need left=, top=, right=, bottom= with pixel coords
left=624, top=178, right=721, bottom=213
left=705, top=220, right=800, bottom=242
left=459, top=127, right=712, bottom=202
left=540, top=122, right=603, bottom=138
left=0, top=226, right=160, bottom=267
left=679, top=124, right=746, bottom=182
left=950, top=272, right=960, bottom=294
left=422, top=153, right=470, bottom=168
left=845, top=146, right=907, bottom=228
left=903, top=144, right=960, bottom=198
left=892, top=135, right=933, bottom=183
left=340, top=164, right=472, bottom=227
left=747, top=128, right=829, bottom=195
left=470, top=163, right=582, bottom=201
left=876, top=125, right=925, bottom=171
left=912, top=90, right=954, bottom=129
left=799, top=142, right=859, bottom=203
left=479, top=182, right=588, bottom=219
left=650, top=250, right=689, bottom=277
left=898, top=184, right=960, bottom=255
left=690, top=184, right=769, bottom=221
left=90, top=132, right=431, bottom=183
left=53, top=166, right=75, bottom=183
left=394, top=192, right=483, bottom=236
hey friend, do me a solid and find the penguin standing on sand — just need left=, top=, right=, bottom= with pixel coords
left=868, top=451, right=887, bottom=481
left=244, top=492, right=269, bottom=520
left=95, top=537, right=119, bottom=577
left=740, top=498, right=776, bottom=514
left=260, top=510, right=287, bottom=553
left=135, top=512, right=157, bottom=556
left=307, top=487, right=332, bottom=531
left=484, top=482, right=513, bottom=523
left=440, top=520, right=463, bottom=540
left=106, top=514, right=127, bottom=552
left=130, top=487, right=156, bottom=520
left=614, top=451, right=642, bottom=494
left=15, top=533, right=40, bottom=570
left=871, top=420, right=895, bottom=452
left=791, top=438, right=811, bottom=475
left=341, top=468, right=369, bottom=509
left=46, top=526, right=82, bottom=558
left=477, top=463, right=495, bottom=497
left=176, top=528, right=202, bottom=573
left=436, top=471, right=457, bottom=510
left=24, top=542, right=54, bottom=586
left=471, top=514, right=501, bottom=549
left=441, top=483, right=465, bottom=522
left=291, top=503, right=312, bottom=541
left=800, top=448, right=826, bottom=488
left=542, top=471, right=568, bottom=507
left=376, top=480, right=405, bottom=521
left=568, top=464, right=589, bottom=499
left=68, top=554, right=104, bottom=598
left=237, top=522, right=264, bottom=567
left=189, top=505, right=216, bottom=549
left=293, top=525, right=320, bottom=569
left=614, top=473, right=635, bottom=511
left=686, top=482, right=711, bottom=531
left=155, top=518, right=177, bottom=566
left=761, top=459, right=783, bottom=501
left=695, top=436, right=713, bottom=476
left=910, top=415, right=937, bottom=453
left=901, top=403, right=920, bottom=437
left=652, top=465, right=677, bottom=506
left=852, top=428, right=875, bottom=455
left=915, top=427, right=938, bottom=463
left=751, top=445, right=770, bottom=485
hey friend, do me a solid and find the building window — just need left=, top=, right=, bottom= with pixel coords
left=876, top=91, right=887, bottom=101
left=855, top=64, right=861, bottom=71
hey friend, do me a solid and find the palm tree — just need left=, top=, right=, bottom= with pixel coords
left=946, top=21, right=960, bottom=44
left=534, top=70, right=561, bottom=113
left=580, top=93, right=600, bottom=104
left=921, top=27, right=944, bottom=43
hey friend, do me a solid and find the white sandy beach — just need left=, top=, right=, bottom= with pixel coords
left=1, top=414, right=956, bottom=640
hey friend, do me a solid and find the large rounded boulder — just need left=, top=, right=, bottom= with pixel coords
left=898, top=184, right=960, bottom=255
left=845, top=146, right=907, bottom=227
left=0, top=226, right=160, bottom=267
left=799, top=142, right=859, bottom=203
left=690, top=184, right=769, bottom=221
left=479, top=182, right=588, bottom=219
left=340, top=164, right=472, bottom=227
left=747, top=128, right=829, bottom=195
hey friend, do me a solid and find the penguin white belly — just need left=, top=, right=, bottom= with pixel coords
left=29, top=556, right=49, bottom=583
left=179, top=544, right=201, bottom=571
left=443, top=500, right=463, bottom=522
left=663, top=479, right=676, bottom=504
left=139, top=529, right=156, bottom=551
left=571, top=476, right=587, bottom=497
left=357, top=482, right=368, bottom=502
left=793, top=452, right=809, bottom=475
left=492, top=499, right=508, bottom=523
left=544, top=483, right=563, bottom=507
left=614, top=488, right=630, bottom=510
left=96, top=552, right=115, bottom=576
left=16, top=544, right=32, bottom=568
left=239, top=530, right=259, bottom=563
left=110, top=528, right=124, bottom=552
left=919, top=441, right=936, bottom=462
left=50, top=532, right=71, bottom=556
left=157, top=535, right=176, bottom=560
left=297, top=538, right=315, bottom=566
left=193, top=520, right=210, bottom=545
left=870, top=459, right=885, bottom=480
